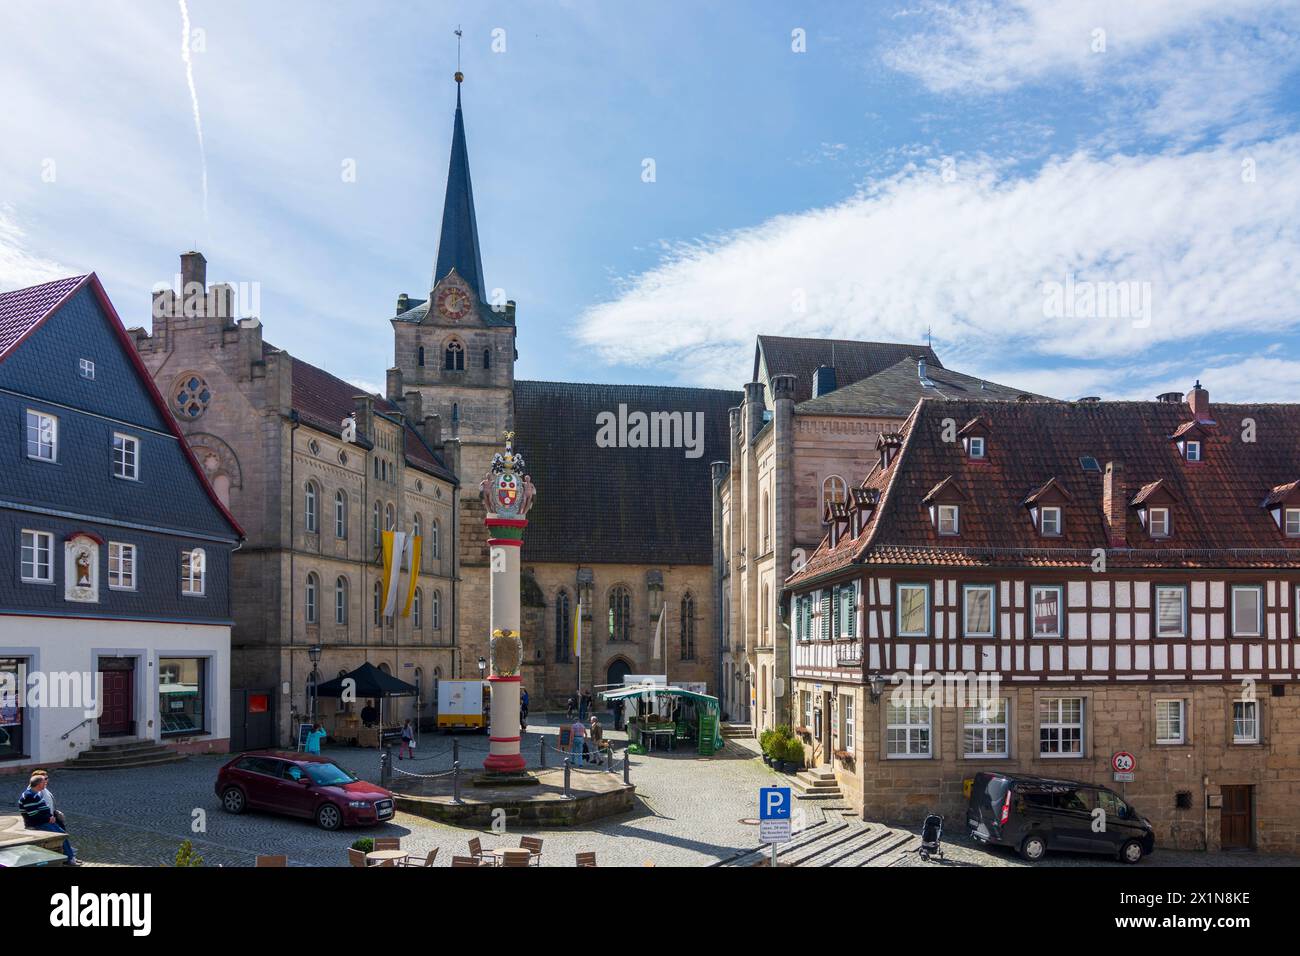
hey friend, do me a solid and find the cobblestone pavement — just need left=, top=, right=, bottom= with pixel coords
left=28, top=716, right=1300, bottom=867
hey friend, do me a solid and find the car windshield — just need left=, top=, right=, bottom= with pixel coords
left=304, top=762, right=359, bottom=786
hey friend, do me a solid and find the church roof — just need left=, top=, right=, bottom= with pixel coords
left=754, top=334, right=942, bottom=404
left=513, top=380, right=739, bottom=565
left=796, top=356, right=1045, bottom=416
left=432, top=81, right=486, bottom=302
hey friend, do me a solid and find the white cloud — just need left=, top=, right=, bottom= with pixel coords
left=575, top=137, right=1300, bottom=393
left=0, top=208, right=70, bottom=291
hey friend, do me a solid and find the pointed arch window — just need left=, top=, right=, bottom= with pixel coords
left=483, top=348, right=491, bottom=370
left=444, top=340, right=465, bottom=371
left=555, top=588, right=572, bottom=662
left=680, top=592, right=696, bottom=660
left=417, top=346, right=426, bottom=367
left=608, top=585, right=632, bottom=642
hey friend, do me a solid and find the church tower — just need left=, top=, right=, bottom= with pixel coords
left=388, top=70, right=516, bottom=676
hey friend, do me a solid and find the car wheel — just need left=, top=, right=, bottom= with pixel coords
left=221, top=786, right=246, bottom=815
left=1019, top=835, right=1046, bottom=862
left=1119, top=839, right=1144, bottom=864
left=316, top=803, right=343, bottom=831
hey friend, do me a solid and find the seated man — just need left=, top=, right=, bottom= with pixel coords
left=19, top=773, right=79, bottom=865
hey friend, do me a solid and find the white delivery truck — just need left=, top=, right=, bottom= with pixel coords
left=436, top=680, right=489, bottom=732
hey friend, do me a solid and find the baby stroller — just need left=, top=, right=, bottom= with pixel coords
left=917, top=813, right=944, bottom=861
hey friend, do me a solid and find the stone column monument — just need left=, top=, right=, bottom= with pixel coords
left=479, top=433, right=536, bottom=774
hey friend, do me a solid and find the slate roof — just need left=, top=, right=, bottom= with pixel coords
left=433, top=83, right=486, bottom=301
left=789, top=395, right=1300, bottom=584
left=796, top=356, right=1045, bottom=417
left=267, top=343, right=455, bottom=483
left=0, top=275, right=87, bottom=359
left=755, top=335, right=942, bottom=404
left=514, top=380, right=740, bottom=565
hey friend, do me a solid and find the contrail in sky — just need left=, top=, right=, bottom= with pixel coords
left=178, top=0, right=208, bottom=222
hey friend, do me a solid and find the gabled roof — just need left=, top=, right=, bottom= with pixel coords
left=789, top=396, right=1300, bottom=583
left=1130, top=478, right=1179, bottom=507
left=796, top=355, right=1045, bottom=416
left=1263, top=480, right=1300, bottom=508
left=0, top=273, right=243, bottom=539
left=280, top=348, right=455, bottom=483
left=1022, top=476, right=1072, bottom=506
left=755, top=336, right=943, bottom=404
left=432, top=81, right=486, bottom=301
left=513, top=380, right=739, bottom=565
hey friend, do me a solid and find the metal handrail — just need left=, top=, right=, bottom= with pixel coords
left=60, top=716, right=92, bottom=741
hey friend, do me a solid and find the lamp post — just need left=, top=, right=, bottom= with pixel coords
left=307, top=643, right=323, bottom=722
left=477, top=656, right=487, bottom=677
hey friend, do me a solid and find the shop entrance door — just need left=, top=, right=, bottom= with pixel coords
left=98, top=659, right=135, bottom=737
left=1220, top=785, right=1253, bottom=849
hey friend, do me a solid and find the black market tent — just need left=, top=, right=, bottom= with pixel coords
left=315, top=661, right=418, bottom=699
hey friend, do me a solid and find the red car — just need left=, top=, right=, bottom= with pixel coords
left=215, top=751, right=395, bottom=831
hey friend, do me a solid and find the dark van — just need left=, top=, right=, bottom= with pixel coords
left=966, top=772, right=1155, bottom=864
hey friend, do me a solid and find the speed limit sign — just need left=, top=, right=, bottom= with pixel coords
left=1111, top=751, right=1136, bottom=773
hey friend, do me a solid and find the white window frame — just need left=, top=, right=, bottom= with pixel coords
left=963, top=698, right=1009, bottom=758
left=20, top=530, right=54, bottom=583
left=25, top=409, right=57, bottom=462
left=937, top=504, right=959, bottom=536
left=79, top=357, right=95, bottom=379
left=1185, top=440, right=1201, bottom=462
left=335, top=490, right=348, bottom=539
left=413, top=588, right=423, bottom=629
left=841, top=694, right=855, bottom=751
left=1038, top=696, right=1084, bottom=757
left=304, top=481, right=319, bottom=534
left=108, top=542, right=137, bottom=591
left=1231, top=585, right=1263, bottom=638
left=962, top=584, right=996, bottom=638
left=1155, top=698, right=1185, bottom=745
left=896, top=583, right=930, bottom=638
left=431, top=519, right=440, bottom=559
left=1040, top=505, right=1062, bottom=537
left=1030, top=585, right=1064, bottom=639
left=1154, top=585, right=1186, bottom=638
left=181, top=548, right=206, bottom=597
left=1148, top=506, right=1170, bottom=538
left=1233, top=699, right=1259, bottom=744
left=112, top=432, right=140, bottom=481
left=432, top=589, right=442, bottom=630
left=305, top=573, right=319, bottom=624
left=886, top=700, right=932, bottom=758
left=968, top=435, right=985, bottom=459
left=1286, top=508, right=1300, bottom=537
left=335, top=577, right=348, bottom=625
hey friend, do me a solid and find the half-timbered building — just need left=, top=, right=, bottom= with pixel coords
left=787, top=384, right=1300, bottom=852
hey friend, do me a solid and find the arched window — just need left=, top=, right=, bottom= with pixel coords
left=417, top=346, right=425, bottom=367
left=413, top=588, right=423, bottom=629
left=761, top=489, right=770, bottom=551
left=555, top=588, right=572, bottom=662
left=444, top=340, right=464, bottom=371
left=608, top=585, right=632, bottom=642
left=432, top=589, right=442, bottom=630
left=305, top=572, right=319, bottom=624
left=385, top=502, right=396, bottom=531
left=373, top=581, right=382, bottom=626
left=822, top=475, right=848, bottom=519
left=411, top=514, right=422, bottom=570
left=762, top=584, right=770, bottom=641
left=304, top=480, right=319, bottom=534
left=372, top=501, right=381, bottom=548
left=335, top=576, right=348, bottom=625
left=483, top=348, right=491, bottom=370
left=335, top=490, right=348, bottom=539
left=430, top=519, right=440, bottom=559
left=680, top=592, right=696, bottom=660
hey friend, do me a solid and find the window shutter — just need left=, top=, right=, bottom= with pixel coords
left=820, top=591, right=831, bottom=641
left=844, top=582, right=857, bottom=638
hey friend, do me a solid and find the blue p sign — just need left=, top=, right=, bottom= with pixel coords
left=760, top=786, right=791, bottom=820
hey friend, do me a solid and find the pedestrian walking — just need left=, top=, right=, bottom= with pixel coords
left=19, top=773, right=79, bottom=865
left=589, top=715, right=604, bottom=762
left=399, top=719, right=415, bottom=760
left=579, top=688, right=591, bottom=721
left=304, top=722, right=327, bottom=755
left=569, top=716, right=587, bottom=766
left=520, top=687, right=530, bottom=734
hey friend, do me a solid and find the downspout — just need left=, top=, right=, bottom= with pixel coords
left=288, top=409, right=299, bottom=744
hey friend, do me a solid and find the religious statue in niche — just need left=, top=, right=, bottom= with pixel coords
left=64, top=534, right=100, bottom=603
left=75, top=549, right=92, bottom=587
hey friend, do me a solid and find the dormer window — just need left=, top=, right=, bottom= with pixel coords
left=1170, top=420, right=1210, bottom=462
left=1262, top=481, right=1300, bottom=536
left=937, top=504, right=959, bottom=536
left=1040, top=506, right=1062, bottom=536
left=958, top=417, right=991, bottom=461
left=968, top=436, right=985, bottom=459
left=1131, top=479, right=1177, bottom=540
left=1286, top=508, right=1300, bottom=537
left=1185, top=440, right=1201, bottom=462
left=1149, top=507, right=1171, bottom=538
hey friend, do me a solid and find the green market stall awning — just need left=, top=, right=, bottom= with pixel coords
left=599, top=685, right=723, bottom=750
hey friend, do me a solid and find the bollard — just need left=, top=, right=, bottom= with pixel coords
left=453, top=760, right=462, bottom=804
left=539, top=737, right=546, bottom=769
left=563, top=758, right=571, bottom=798
left=453, top=738, right=460, bottom=766
left=380, top=748, right=392, bottom=788
left=623, top=753, right=630, bottom=785
left=606, top=748, right=613, bottom=772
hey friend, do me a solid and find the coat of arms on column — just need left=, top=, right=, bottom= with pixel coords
left=479, top=431, right=536, bottom=518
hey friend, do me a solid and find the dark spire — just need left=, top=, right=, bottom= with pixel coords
left=432, top=72, right=486, bottom=301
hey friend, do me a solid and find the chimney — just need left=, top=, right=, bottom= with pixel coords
left=1103, top=461, right=1127, bottom=547
left=419, top=413, right=442, bottom=449
left=180, top=251, right=207, bottom=294
left=743, top=381, right=766, bottom=442
left=386, top=368, right=404, bottom=402
left=1186, top=380, right=1211, bottom=422
left=396, top=293, right=410, bottom=317
left=403, top=390, right=423, bottom=424
left=812, top=365, right=837, bottom=398
left=352, top=394, right=374, bottom=442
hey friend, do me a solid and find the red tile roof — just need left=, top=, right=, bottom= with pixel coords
left=0, top=275, right=88, bottom=360
left=789, top=395, right=1300, bottom=584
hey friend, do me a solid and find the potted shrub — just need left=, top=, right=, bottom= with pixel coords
left=759, top=728, right=776, bottom=765
left=351, top=837, right=375, bottom=854
left=782, top=737, right=805, bottom=772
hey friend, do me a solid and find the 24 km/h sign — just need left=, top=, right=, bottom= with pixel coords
left=1111, top=751, right=1136, bottom=774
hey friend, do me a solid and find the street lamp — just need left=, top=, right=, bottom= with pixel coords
left=308, top=644, right=323, bottom=722
left=477, top=656, right=487, bottom=677
left=867, top=673, right=888, bottom=703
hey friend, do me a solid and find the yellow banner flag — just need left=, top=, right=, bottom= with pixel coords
left=402, top=535, right=422, bottom=617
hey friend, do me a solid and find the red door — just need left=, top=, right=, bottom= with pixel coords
left=99, top=667, right=134, bottom=736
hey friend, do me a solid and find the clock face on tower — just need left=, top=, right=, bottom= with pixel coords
left=436, top=283, right=471, bottom=320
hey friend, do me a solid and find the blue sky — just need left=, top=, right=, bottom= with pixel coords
left=2, top=1, right=1299, bottom=401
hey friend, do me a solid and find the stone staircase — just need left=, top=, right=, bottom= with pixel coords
left=720, top=722, right=753, bottom=740
left=718, top=805, right=921, bottom=867
left=63, top=740, right=188, bottom=771
left=789, top=766, right=842, bottom=801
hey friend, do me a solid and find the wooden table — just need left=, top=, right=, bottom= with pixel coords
left=486, top=847, right=532, bottom=866
left=365, top=849, right=409, bottom=866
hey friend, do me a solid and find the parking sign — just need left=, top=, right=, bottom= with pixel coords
left=760, top=787, right=792, bottom=844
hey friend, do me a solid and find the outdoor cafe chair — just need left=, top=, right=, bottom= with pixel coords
left=501, top=850, right=532, bottom=867
left=575, top=852, right=597, bottom=867
left=400, top=848, right=438, bottom=868
left=255, top=855, right=288, bottom=867
left=519, top=836, right=543, bottom=866
left=467, top=837, right=492, bottom=865
left=451, top=856, right=482, bottom=867
left=373, top=837, right=401, bottom=851
left=347, top=848, right=368, bottom=868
